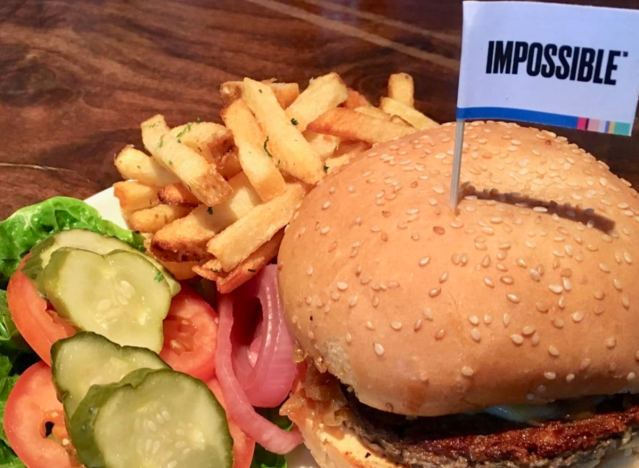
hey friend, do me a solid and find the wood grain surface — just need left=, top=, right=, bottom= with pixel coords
left=1, top=0, right=638, bottom=219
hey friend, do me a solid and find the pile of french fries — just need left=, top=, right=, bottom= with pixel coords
left=113, top=72, right=438, bottom=293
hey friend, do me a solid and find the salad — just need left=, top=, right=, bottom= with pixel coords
left=0, top=196, right=301, bottom=468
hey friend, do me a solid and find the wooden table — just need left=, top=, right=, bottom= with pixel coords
left=1, top=0, right=638, bottom=220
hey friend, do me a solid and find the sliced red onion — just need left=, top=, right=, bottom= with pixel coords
left=215, top=267, right=302, bottom=454
left=229, top=265, right=297, bottom=408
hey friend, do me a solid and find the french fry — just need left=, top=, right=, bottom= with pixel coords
left=324, top=140, right=370, bottom=173
left=221, top=99, right=286, bottom=201
left=217, top=146, right=243, bottom=179
left=141, top=115, right=232, bottom=206
left=157, top=183, right=201, bottom=207
left=343, top=88, right=371, bottom=109
left=307, top=108, right=417, bottom=144
left=324, top=155, right=351, bottom=173
left=220, top=80, right=300, bottom=109
left=113, top=181, right=160, bottom=214
left=193, top=230, right=284, bottom=293
left=169, top=122, right=234, bottom=166
left=157, top=260, right=198, bottom=280
left=334, top=140, right=371, bottom=158
left=243, top=79, right=323, bottom=184
left=126, top=204, right=192, bottom=234
left=388, top=73, right=415, bottom=108
left=114, top=146, right=179, bottom=186
left=151, top=172, right=262, bottom=262
left=390, top=114, right=413, bottom=128
left=303, top=131, right=341, bottom=162
left=285, top=73, right=348, bottom=131
left=354, top=106, right=392, bottom=121
left=207, top=183, right=307, bottom=271
left=379, top=97, right=438, bottom=130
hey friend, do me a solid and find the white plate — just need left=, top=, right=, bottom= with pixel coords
left=84, top=188, right=319, bottom=468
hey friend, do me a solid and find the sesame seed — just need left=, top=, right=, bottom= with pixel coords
left=471, top=328, right=481, bottom=342
left=336, top=282, right=348, bottom=291
left=614, top=279, right=623, bottom=290
left=345, top=333, right=352, bottom=344
left=391, top=321, right=403, bottom=331
left=329, top=186, right=336, bottom=194
left=562, top=277, right=572, bottom=291
left=429, top=288, right=441, bottom=298
left=374, top=343, right=385, bottom=356
left=422, top=308, right=434, bottom=320
left=330, top=291, right=340, bottom=301
left=566, top=373, right=575, bottom=383
left=536, top=302, right=549, bottom=313
left=594, top=291, right=605, bottom=300
left=548, top=345, right=560, bottom=357
left=461, top=366, right=474, bottom=377
left=544, top=372, right=557, bottom=380
left=527, top=393, right=535, bottom=401
left=529, top=269, right=541, bottom=282
left=348, top=295, right=359, bottom=307
left=306, top=266, right=314, bottom=276
left=571, top=311, right=585, bottom=323
left=372, top=295, right=379, bottom=307
left=622, top=295, right=630, bottom=309
left=629, top=372, right=636, bottom=382
left=501, top=275, right=514, bottom=285
left=506, top=294, right=521, bottom=303
left=484, top=314, right=493, bottom=324
left=599, top=263, right=611, bottom=273
left=511, top=334, right=524, bottom=345
left=548, top=284, right=563, bottom=294
left=435, top=329, right=446, bottom=340
left=481, top=255, right=491, bottom=268
left=606, top=337, right=616, bottom=349
left=624, top=251, right=633, bottom=264
left=483, top=277, right=494, bottom=288
left=414, top=319, right=423, bottom=331
left=552, top=318, right=565, bottom=328
left=322, top=201, right=331, bottom=210
left=503, top=313, right=511, bottom=327
left=419, top=257, right=431, bottom=267
left=468, top=315, right=480, bottom=325
left=347, top=185, right=356, bottom=193
left=579, top=358, right=591, bottom=370
left=522, top=326, right=535, bottom=336
left=365, top=321, right=375, bottom=330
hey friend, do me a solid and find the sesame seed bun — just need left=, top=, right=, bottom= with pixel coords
left=278, top=121, right=639, bottom=417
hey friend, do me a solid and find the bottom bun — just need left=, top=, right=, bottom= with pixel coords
left=299, top=414, right=639, bottom=468
left=296, top=412, right=400, bottom=468
left=290, top=387, right=639, bottom=468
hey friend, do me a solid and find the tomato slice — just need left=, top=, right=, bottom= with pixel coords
left=208, top=378, right=256, bottom=468
left=4, top=362, right=82, bottom=468
left=7, top=259, right=76, bottom=365
left=160, top=284, right=219, bottom=381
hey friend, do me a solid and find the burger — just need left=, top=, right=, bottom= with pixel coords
left=277, top=121, right=639, bottom=468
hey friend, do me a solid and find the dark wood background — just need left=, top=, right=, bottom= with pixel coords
left=1, top=0, right=638, bottom=220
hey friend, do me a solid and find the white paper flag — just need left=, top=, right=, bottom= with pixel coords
left=457, top=1, right=639, bottom=136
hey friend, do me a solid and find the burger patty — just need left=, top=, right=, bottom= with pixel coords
left=344, top=390, right=639, bottom=468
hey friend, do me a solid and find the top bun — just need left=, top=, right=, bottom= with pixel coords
left=278, top=121, right=639, bottom=417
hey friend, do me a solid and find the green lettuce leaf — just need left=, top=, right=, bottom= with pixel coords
left=0, top=293, right=30, bottom=356
left=250, top=408, right=293, bottom=468
left=0, top=355, right=24, bottom=468
left=250, top=444, right=287, bottom=468
left=0, top=197, right=145, bottom=288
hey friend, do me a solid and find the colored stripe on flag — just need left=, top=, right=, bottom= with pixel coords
left=456, top=107, right=632, bottom=136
